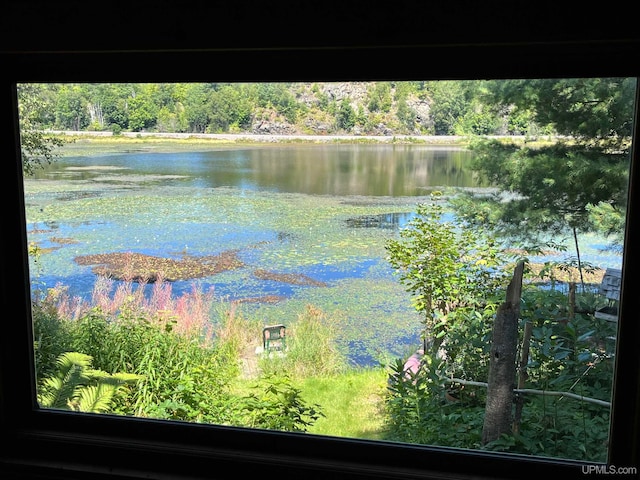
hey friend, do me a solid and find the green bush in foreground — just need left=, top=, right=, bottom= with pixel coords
left=32, top=277, right=324, bottom=431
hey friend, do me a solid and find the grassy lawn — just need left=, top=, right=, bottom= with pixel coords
left=232, top=366, right=390, bottom=440
left=300, top=367, right=389, bottom=440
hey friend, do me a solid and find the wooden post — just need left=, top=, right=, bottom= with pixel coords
left=482, top=261, right=524, bottom=445
left=513, top=320, right=532, bottom=434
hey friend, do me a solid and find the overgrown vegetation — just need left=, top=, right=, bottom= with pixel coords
left=32, top=245, right=616, bottom=461
left=33, top=277, right=329, bottom=430
left=24, top=78, right=633, bottom=462
left=381, top=78, right=632, bottom=460
left=384, top=215, right=615, bottom=461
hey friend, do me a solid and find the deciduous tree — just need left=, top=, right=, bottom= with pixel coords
left=17, top=83, right=65, bottom=175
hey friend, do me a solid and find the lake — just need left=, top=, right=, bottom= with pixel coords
left=31, top=143, right=477, bottom=195
left=23, top=143, right=621, bottom=366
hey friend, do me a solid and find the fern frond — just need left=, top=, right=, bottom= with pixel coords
left=37, top=351, right=140, bottom=414
left=58, top=352, right=93, bottom=371
left=38, top=376, right=62, bottom=409
left=77, top=384, right=116, bottom=413
left=38, top=352, right=93, bottom=410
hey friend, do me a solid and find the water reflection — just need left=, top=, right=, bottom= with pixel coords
left=40, top=144, right=478, bottom=196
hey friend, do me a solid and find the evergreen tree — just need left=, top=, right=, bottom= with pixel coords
left=452, top=78, right=636, bottom=282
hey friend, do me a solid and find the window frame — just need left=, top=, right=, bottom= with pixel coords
left=1, top=43, right=639, bottom=479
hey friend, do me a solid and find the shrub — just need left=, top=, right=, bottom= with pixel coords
left=237, top=374, right=324, bottom=432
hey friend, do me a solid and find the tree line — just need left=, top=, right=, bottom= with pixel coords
left=24, top=81, right=545, bottom=136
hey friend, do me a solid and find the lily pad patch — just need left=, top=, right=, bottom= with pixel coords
left=74, top=250, right=245, bottom=282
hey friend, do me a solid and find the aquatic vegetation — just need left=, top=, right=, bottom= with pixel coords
left=253, top=268, right=328, bottom=287
left=74, top=250, right=245, bottom=282
left=22, top=146, right=622, bottom=368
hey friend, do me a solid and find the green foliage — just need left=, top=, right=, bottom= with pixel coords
left=64, top=305, right=237, bottom=421
left=259, top=305, right=346, bottom=379
left=586, top=202, right=626, bottom=248
left=422, top=81, right=469, bottom=135
left=519, top=288, right=615, bottom=404
left=383, top=283, right=615, bottom=461
left=33, top=277, right=326, bottom=433
left=385, top=193, right=509, bottom=356
left=208, top=84, right=254, bottom=132
left=38, top=351, right=141, bottom=413
left=336, top=98, right=356, bottom=131
left=395, top=96, right=417, bottom=133
left=485, top=300, right=613, bottom=462
left=127, top=93, right=158, bottom=132
left=383, top=188, right=615, bottom=460
left=24, top=78, right=634, bottom=141
left=237, top=374, right=324, bottom=432
left=454, top=78, right=635, bottom=252
left=461, top=139, right=629, bottom=238
left=18, top=84, right=66, bottom=175
left=451, top=134, right=631, bottom=287
left=367, top=83, right=392, bottom=113
left=486, top=78, right=636, bottom=149
left=55, top=84, right=90, bottom=130
left=32, top=301, right=73, bottom=382
left=141, top=362, right=238, bottom=424
left=256, top=83, right=300, bottom=123
left=454, top=100, right=500, bottom=135
left=385, top=355, right=484, bottom=447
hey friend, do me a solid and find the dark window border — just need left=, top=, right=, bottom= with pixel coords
left=1, top=42, right=639, bottom=479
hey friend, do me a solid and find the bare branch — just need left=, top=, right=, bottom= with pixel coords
left=446, top=377, right=611, bottom=408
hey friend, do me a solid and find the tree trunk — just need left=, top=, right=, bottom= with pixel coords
left=481, top=261, right=524, bottom=445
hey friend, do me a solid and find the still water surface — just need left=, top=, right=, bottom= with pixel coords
left=28, top=144, right=480, bottom=364
left=35, top=144, right=478, bottom=195
left=25, top=143, right=620, bottom=365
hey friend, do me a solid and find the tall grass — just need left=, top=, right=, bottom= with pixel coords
left=33, top=275, right=339, bottom=431
left=259, top=304, right=347, bottom=378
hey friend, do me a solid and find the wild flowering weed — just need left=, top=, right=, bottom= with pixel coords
left=50, top=274, right=216, bottom=343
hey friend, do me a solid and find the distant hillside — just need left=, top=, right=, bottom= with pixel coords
left=251, top=82, right=433, bottom=136
left=28, top=81, right=541, bottom=137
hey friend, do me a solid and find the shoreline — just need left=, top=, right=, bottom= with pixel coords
left=48, top=130, right=539, bottom=146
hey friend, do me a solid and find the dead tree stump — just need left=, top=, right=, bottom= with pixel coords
left=481, top=261, right=524, bottom=445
